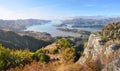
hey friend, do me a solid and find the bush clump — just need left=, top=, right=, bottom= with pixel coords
left=0, top=44, right=33, bottom=70
left=50, top=48, right=58, bottom=54
left=61, top=47, right=76, bottom=64
left=32, top=51, right=50, bottom=63
left=57, top=38, right=71, bottom=48
left=100, top=22, right=120, bottom=41
left=57, top=38, right=80, bottom=63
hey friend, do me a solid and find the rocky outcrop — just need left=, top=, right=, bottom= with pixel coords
left=78, top=33, right=120, bottom=70
left=79, top=34, right=104, bottom=64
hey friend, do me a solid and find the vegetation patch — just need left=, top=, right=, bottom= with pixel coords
left=99, top=22, right=120, bottom=41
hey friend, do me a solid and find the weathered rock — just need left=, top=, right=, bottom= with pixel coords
left=78, top=33, right=120, bottom=66
left=79, top=34, right=104, bottom=64
left=102, top=58, right=120, bottom=71
left=104, top=44, right=119, bottom=56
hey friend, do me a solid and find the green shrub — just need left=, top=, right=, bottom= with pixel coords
left=50, top=48, right=58, bottom=54
left=39, top=53, right=50, bottom=62
left=61, top=47, right=76, bottom=64
left=57, top=38, right=71, bottom=48
left=0, top=45, right=12, bottom=70
left=9, top=49, right=33, bottom=67
left=32, top=52, right=50, bottom=63
left=35, top=48, right=47, bottom=54
left=57, top=38, right=80, bottom=63
left=100, top=22, right=120, bottom=41
left=0, top=61, right=4, bottom=70
left=0, top=44, right=32, bottom=70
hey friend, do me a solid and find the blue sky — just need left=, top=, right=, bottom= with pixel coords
left=0, top=0, right=119, bottom=19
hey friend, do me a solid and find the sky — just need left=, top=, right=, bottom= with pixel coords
left=0, top=0, right=120, bottom=20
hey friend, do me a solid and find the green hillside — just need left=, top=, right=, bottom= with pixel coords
left=0, top=29, right=52, bottom=51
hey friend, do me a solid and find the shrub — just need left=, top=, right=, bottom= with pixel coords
left=36, top=48, right=47, bottom=54
left=57, top=38, right=80, bottom=63
left=100, top=22, right=120, bottom=41
left=61, top=47, right=76, bottom=64
left=10, top=49, right=33, bottom=67
left=32, top=52, right=50, bottom=63
left=0, top=45, right=13, bottom=70
left=50, top=48, right=58, bottom=54
left=0, top=44, right=32, bottom=70
left=57, top=38, right=71, bottom=48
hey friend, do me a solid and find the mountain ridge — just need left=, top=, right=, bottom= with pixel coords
left=0, top=19, right=50, bottom=32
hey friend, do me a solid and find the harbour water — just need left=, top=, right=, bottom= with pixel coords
left=26, top=20, right=100, bottom=37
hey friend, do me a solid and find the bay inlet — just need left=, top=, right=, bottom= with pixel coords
left=26, top=20, right=100, bottom=37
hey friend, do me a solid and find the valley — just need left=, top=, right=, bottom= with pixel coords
left=0, top=22, right=119, bottom=71
left=0, top=18, right=119, bottom=71
left=0, top=0, right=120, bottom=71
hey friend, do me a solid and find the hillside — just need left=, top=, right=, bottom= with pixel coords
left=18, top=31, right=52, bottom=40
left=0, top=29, right=52, bottom=51
left=0, top=22, right=120, bottom=71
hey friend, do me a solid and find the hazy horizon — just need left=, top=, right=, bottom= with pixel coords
left=0, top=0, right=120, bottom=20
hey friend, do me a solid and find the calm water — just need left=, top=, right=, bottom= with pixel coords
left=26, top=20, right=100, bottom=37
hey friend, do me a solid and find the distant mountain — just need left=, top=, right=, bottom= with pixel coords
left=0, top=19, right=50, bottom=32
left=0, top=29, right=52, bottom=51
left=71, top=16, right=109, bottom=19
left=60, top=17, right=120, bottom=28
